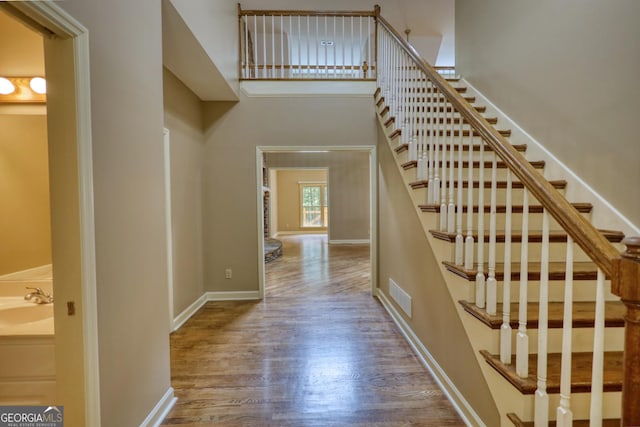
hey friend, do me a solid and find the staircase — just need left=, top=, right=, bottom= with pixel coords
left=374, top=14, right=639, bottom=427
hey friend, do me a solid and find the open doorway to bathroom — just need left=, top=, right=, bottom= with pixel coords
left=0, top=7, right=55, bottom=403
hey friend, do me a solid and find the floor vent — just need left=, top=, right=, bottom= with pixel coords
left=389, top=278, right=412, bottom=318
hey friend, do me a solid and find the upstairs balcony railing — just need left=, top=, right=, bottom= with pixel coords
left=238, top=5, right=378, bottom=80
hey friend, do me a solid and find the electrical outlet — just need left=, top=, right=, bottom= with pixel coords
left=225, top=268, right=232, bottom=279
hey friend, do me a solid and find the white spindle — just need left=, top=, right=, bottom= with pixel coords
left=262, top=14, right=267, bottom=78
left=535, top=209, right=550, bottom=427
left=439, top=99, right=449, bottom=232
left=556, top=235, right=574, bottom=427
left=306, top=16, right=310, bottom=78
left=359, top=16, right=363, bottom=77
left=367, top=16, right=371, bottom=75
left=427, top=80, right=435, bottom=204
left=476, top=140, right=486, bottom=309
left=486, top=151, right=498, bottom=315
left=333, top=16, right=336, bottom=78
left=464, top=118, right=475, bottom=271
left=455, top=117, right=464, bottom=265
left=589, top=269, right=606, bottom=427
left=316, top=16, right=319, bottom=77
left=500, top=169, right=513, bottom=364
left=280, top=15, right=284, bottom=78
left=254, top=16, right=258, bottom=78
left=244, top=16, right=249, bottom=78
left=408, top=62, right=416, bottom=162
left=351, top=16, right=354, bottom=77
left=516, top=187, right=530, bottom=378
left=324, top=16, right=328, bottom=78
left=271, top=15, right=275, bottom=78
left=433, top=90, right=441, bottom=208
left=342, top=17, right=345, bottom=77
left=447, top=108, right=456, bottom=234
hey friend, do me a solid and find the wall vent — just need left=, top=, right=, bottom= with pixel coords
left=389, top=278, right=412, bottom=318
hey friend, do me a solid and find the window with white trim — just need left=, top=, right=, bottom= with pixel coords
left=299, top=182, right=328, bottom=228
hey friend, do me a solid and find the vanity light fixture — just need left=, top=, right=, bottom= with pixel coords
left=0, top=76, right=46, bottom=103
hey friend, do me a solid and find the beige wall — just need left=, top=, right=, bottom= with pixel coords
left=0, top=115, right=51, bottom=275
left=376, top=129, right=500, bottom=426
left=274, top=169, right=327, bottom=233
left=163, top=68, right=205, bottom=317
left=57, top=1, right=171, bottom=426
left=456, top=0, right=640, bottom=226
left=202, top=93, right=376, bottom=292
left=0, top=10, right=44, bottom=75
left=266, top=151, right=371, bottom=241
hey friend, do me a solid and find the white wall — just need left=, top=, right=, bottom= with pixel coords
left=456, top=0, right=640, bottom=227
left=57, top=1, right=171, bottom=426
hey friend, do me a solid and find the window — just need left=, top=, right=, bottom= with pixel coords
left=300, top=182, right=328, bottom=228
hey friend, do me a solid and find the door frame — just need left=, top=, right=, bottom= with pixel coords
left=255, top=146, right=377, bottom=299
left=1, top=2, right=101, bottom=425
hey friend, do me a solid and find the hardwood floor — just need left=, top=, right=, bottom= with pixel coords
left=161, top=235, right=465, bottom=426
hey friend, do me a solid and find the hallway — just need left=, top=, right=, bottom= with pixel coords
left=161, top=235, right=465, bottom=426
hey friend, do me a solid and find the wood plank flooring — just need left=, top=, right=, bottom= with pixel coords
left=161, top=235, right=465, bottom=426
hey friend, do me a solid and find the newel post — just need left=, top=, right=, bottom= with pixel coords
left=612, top=236, right=640, bottom=426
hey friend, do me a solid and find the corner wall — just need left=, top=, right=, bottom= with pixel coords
left=57, top=1, right=171, bottom=426
left=456, top=0, right=640, bottom=226
left=163, top=68, right=205, bottom=317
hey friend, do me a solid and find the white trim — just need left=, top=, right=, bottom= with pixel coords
left=0, top=264, right=51, bottom=281
left=18, top=3, right=101, bottom=426
left=462, top=78, right=640, bottom=236
left=206, top=291, right=261, bottom=301
left=328, top=239, right=370, bottom=245
left=377, top=291, right=485, bottom=427
left=241, top=80, right=376, bottom=97
left=139, top=387, right=177, bottom=427
left=257, top=145, right=378, bottom=297
left=163, top=128, right=175, bottom=332
left=276, top=231, right=327, bottom=236
left=172, top=293, right=207, bottom=332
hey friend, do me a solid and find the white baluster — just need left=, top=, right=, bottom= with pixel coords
left=440, top=99, right=448, bottom=232
left=464, top=118, right=475, bottom=271
left=500, top=169, right=513, bottom=364
left=486, top=150, right=498, bottom=315
left=306, top=16, right=310, bottom=78
left=589, top=269, right=605, bottom=427
left=333, top=16, right=336, bottom=78
left=324, top=16, right=328, bottom=78
left=535, top=209, right=550, bottom=427
left=263, top=14, right=267, bottom=78
left=254, top=16, right=259, bottom=78
left=271, top=15, right=275, bottom=78
left=427, top=81, right=435, bottom=204
left=476, top=140, right=486, bottom=309
left=433, top=91, right=441, bottom=207
left=455, top=117, right=464, bottom=265
left=556, top=235, right=574, bottom=427
left=516, top=187, right=530, bottom=378
left=447, top=108, right=456, bottom=234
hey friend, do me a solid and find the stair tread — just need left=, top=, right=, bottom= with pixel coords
left=443, top=260, right=601, bottom=281
left=431, top=228, right=624, bottom=243
left=506, top=413, right=620, bottom=427
left=395, top=142, right=526, bottom=154
left=480, top=350, right=623, bottom=394
left=411, top=179, right=567, bottom=190
left=459, top=300, right=625, bottom=329
left=420, top=202, right=593, bottom=214
left=402, top=159, right=543, bottom=170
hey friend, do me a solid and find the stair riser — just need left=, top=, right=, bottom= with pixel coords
left=521, top=327, right=624, bottom=354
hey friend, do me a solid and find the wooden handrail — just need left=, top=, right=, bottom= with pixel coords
left=376, top=15, right=621, bottom=277
left=238, top=5, right=376, bottom=18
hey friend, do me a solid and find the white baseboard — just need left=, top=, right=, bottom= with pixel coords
left=205, top=291, right=261, bottom=301
left=172, top=293, right=207, bottom=332
left=376, top=291, right=485, bottom=427
left=172, top=291, right=262, bottom=332
left=275, top=231, right=327, bottom=236
left=328, top=239, right=370, bottom=245
left=139, top=387, right=177, bottom=427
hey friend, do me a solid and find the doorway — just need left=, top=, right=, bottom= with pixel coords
left=0, top=2, right=99, bottom=425
left=256, top=146, right=377, bottom=299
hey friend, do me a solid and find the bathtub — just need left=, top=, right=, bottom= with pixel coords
left=0, top=266, right=56, bottom=405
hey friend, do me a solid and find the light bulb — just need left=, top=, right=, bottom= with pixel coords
left=30, top=77, right=46, bottom=94
left=0, top=77, right=15, bottom=95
